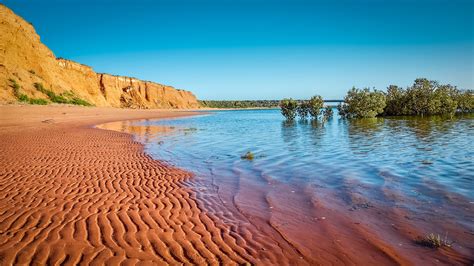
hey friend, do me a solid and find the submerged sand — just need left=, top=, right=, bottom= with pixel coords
left=0, top=105, right=472, bottom=265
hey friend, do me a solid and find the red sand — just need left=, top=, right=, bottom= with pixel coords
left=0, top=105, right=472, bottom=265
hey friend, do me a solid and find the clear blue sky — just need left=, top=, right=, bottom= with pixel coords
left=4, top=0, right=473, bottom=100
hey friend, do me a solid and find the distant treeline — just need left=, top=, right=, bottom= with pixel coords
left=199, top=99, right=343, bottom=109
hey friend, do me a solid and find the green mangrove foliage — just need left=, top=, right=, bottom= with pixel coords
left=308, top=95, right=324, bottom=119
left=280, top=95, right=329, bottom=120
left=279, top=98, right=298, bottom=120
left=456, top=90, right=474, bottom=113
left=338, top=78, right=472, bottom=118
left=296, top=101, right=310, bottom=119
left=339, top=87, right=386, bottom=118
left=383, top=79, right=471, bottom=116
left=322, top=106, right=334, bottom=119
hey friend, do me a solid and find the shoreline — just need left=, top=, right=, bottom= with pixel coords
left=0, top=105, right=260, bottom=264
left=1, top=105, right=472, bottom=265
left=99, top=110, right=474, bottom=265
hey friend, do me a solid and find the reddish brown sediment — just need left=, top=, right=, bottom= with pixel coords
left=0, top=105, right=318, bottom=265
left=0, top=105, right=473, bottom=265
left=98, top=118, right=474, bottom=265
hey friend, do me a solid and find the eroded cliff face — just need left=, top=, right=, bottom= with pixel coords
left=0, top=4, right=200, bottom=109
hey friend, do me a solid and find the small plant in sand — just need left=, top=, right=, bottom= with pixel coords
left=415, top=233, right=453, bottom=248
left=241, top=151, right=254, bottom=160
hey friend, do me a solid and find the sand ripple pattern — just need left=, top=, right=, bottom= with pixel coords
left=0, top=125, right=258, bottom=265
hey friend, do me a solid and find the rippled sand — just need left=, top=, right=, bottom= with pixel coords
left=0, top=105, right=256, bottom=264
left=0, top=105, right=472, bottom=265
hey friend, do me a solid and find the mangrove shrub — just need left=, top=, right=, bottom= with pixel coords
left=308, top=95, right=324, bottom=119
left=383, top=79, right=468, bottom=116
left=322, top=106, right=334, bottom=120
left=279, top=98, right=298, bottom=120
left=297, top=101, right=310, bottom=119
left=456, top=90, right=474, bottom=113
left=339, top=87, right=386, bottom=118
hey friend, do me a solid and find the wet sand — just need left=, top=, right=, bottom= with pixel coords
left=0, top=105, right=472, bottom=265
left=0, top=105, right=255, bottom=264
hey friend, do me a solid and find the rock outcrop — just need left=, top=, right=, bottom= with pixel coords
left=0, top=4, right=200, bottom=109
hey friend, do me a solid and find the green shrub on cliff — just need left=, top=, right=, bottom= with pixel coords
left=28, top=98, right=48, bottom=105
left=9, top=79, right=39, bottom=104
left=18, top=94, right=29, bottom=102
left=33, top=83, right=92, bottom=106
left=69, top=97, right=93, bottom=106
left=9, top=79, right=21, bottom=97
left=34, top=82, right=68, bottom=103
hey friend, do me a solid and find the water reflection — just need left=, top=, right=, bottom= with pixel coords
left=403, top=116, right=455, bottom=142
left=98, top=110, right=474, bottom=202
left=280, top=120, right=298, bottom=148
left=95, top=109, right=474, bottom=260
left=97, top=120, right=177, bottom=143
left=344, top=118, right=384, bottom=155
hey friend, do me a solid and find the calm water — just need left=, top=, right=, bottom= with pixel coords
left=127, top=109, right=473, bottom=202
left=97, top=109, right=474, bottom=260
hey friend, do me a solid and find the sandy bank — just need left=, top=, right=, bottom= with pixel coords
left=1, top=105, right=472, bottom=265
left=0, top=105, right=258, bottom=265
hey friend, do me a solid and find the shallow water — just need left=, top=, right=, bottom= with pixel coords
left=98, top=109, right=474, bottom=262
left=128, top=109, right=473, bottom=199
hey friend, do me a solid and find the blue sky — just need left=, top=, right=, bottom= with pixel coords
left=4, top=0, right=473, bottom=100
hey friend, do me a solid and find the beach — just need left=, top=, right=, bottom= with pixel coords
left=0, top=105, right=328, bottom=265
left=0, top=105, right=257, bottom=265
left=1, top=105, right=472, bottom=265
